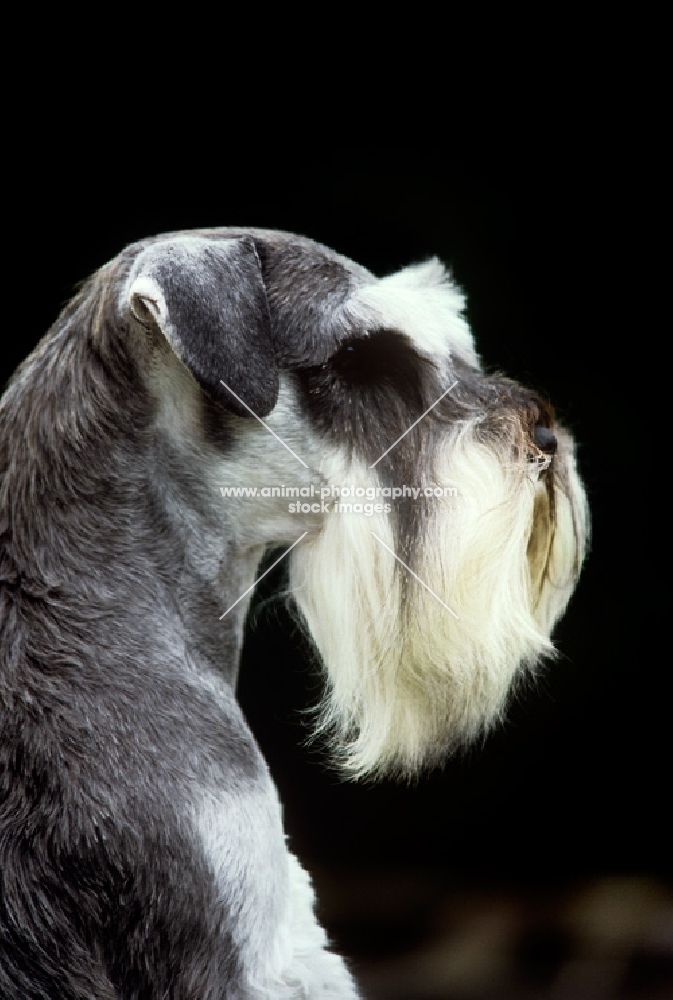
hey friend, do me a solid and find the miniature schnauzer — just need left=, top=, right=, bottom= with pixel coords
left=0, top=229, right=588, bottom=997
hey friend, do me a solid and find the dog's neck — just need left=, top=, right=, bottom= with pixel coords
left=0, top=304, right=265, bottom=690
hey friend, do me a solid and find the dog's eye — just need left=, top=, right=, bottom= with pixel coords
left=335, top=340, right=360, bottom=356
left=299, top=330, right=431, bottom=412
left=328, top=331, right=414, bottom=383
left=330, top=340, right=360, bottom=372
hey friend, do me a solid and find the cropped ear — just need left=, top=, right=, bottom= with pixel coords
left=125, top=235, right=278, bottom=417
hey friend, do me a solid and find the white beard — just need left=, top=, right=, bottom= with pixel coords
left=289, top=423, right=588, bottom=779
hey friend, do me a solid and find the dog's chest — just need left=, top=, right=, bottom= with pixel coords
left=194, top=766, right=318, bottom=988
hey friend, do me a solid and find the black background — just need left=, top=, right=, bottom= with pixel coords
left=3, top=132, right=661, bottom=983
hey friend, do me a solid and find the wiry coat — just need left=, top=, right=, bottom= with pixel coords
left=0, top=230, right=587, bottom=997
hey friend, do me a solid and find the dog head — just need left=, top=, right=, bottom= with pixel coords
left=115, top=228, right=589, bottom=778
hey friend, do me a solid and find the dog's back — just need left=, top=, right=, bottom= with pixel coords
left=0, top=274, right=252, bottom=996
left=0, top=263, right=355, bottom=999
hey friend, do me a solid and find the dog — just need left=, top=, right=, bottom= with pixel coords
left=0, top=229, right=588, bottom=998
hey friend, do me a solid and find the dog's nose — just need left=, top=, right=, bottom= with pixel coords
left=532, top=425, right=557, bottom=454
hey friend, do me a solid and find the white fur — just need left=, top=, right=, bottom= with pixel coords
left=135, top=240, right=586, bottom=989
left=208, top=377, right=329, bottom=548
left=347, top=259, right=478, bottom=366
left=58, top=232, right=587, bottom=999
left=290, top=428, right=587, bottom=778
left=196, top=786, right=358, bottom=997
left=128, top=273, right=170, bottom=330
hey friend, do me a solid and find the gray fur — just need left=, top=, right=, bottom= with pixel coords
left=0, top=230, right=367, bottom=998
left=0, top=228, right=586, bottom=998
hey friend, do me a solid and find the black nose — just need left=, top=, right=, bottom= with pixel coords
left=533, top=425, right=557, bottom=454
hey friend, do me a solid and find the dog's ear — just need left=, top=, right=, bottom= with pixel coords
left=125, top=235, right=278, bottom=418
